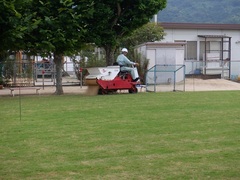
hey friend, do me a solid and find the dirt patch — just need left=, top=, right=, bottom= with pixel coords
left=185, top=78, right=240, bottom=91
left=1, top=79, right=239, bottom=96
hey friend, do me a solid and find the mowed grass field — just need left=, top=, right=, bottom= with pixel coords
left=0, top=91, right=239, bottom=179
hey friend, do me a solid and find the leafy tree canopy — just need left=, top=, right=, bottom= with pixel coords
left=0, top=0, right=166, bottom=94
left=24, top=0, right=94, bottom=56
left=0, top=0, right=31, bottom=55
left=86, top=0, right=167, bottom=65
left=121, top=22, right=165, bottom=49
left=23, top=0, right=95, bottom=95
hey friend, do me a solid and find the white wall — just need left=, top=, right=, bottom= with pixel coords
left=136, top=42, right=185, bottom=83
left=163, top=29, right=240, bottom=61
left=162, top=28, right=240, bottom=77
left=146, top=49, right=156, bottom=69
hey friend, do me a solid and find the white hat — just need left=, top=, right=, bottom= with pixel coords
left=121, top=48, right=128, bottom=53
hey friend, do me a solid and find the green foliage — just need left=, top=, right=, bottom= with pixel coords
left=21, top=0, right=95, bottom=94
left=121, top=22, right=165, bottom=47
left=1, top=57, right=14, bottom=80
left=24, top=0, right=94, bottom=55
left=158, top=0, right=240, bottom=24
left=71, top=44, right=106, bottom=81
left=119, top=22, right=165, bottom=84
left=0, top=0, right=166, bottom=93
left=0, top=91, right=240, bottom=179
left=0, top=77, right=4, bottom=85
left=0, top=51, right=10, bottom=85
left=0, top=0, right=31, bottom=53
left=86, top=0, right=167, bottom=65
left=78, top=51, right=106, bottom=68
left=134, top=52, right=149, bottom=84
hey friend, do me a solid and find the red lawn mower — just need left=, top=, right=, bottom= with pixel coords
left=85, top=66, right=140, bottom=95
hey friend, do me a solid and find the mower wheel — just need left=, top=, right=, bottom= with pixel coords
left=129, top=87, right=138, bottom=94
left=98, top=88, right=109, bottom=95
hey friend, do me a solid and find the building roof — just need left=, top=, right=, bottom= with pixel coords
left=145, top=42, right=186, bottom=46
left=198, top=35, right=231, bottom=38
left=136, top=42, right=186, bottom=48
left=160, top=22, right=240, bottom=30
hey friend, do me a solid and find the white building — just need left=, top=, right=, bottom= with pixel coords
left=136, top=42, right=186, bottom=84
left=159, top=22, right=240, bottom=79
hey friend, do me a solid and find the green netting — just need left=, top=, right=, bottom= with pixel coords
left=146, top=64, right=185, bottom=92
left=148, top=64, right=184, bottom=72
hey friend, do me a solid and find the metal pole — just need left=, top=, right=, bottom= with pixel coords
left=80, top=71, right=82, bottom=88
left=154, top=65, right=156, bottom=92
left=221, top=37, right=224, bottom=78
left=18, top=85, right=22, bottom=121
left=229, top=37, right=232, bottom=78
left=14, top=61, right=17, bottom=85
left=183, top=65, right=186, bottom=92
left=173, top=71, right=176, bottom=91
left=42, top=70, right=45, bottom=90
left=204, top=37, right=207, bottom=75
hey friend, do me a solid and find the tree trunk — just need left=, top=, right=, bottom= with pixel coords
left=104, top=45, right=116, bottom=66
left=53, top=53, right=64, bottom=95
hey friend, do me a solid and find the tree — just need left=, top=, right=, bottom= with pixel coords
left=121, top=22, right=165, bottom=48
left=0, top=0, right=32, bottom=84
left=120, top=22, right=165, bottom=84
left=87, top=0, right=167, bottom=66
left=24, top=0, right=94, bottom=94
left=0, top=0, right=31, bottom=56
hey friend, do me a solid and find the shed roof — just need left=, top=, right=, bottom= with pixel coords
left=136, top=42, right=186, bottom=48
left=144, top=42, right=186, bottom=46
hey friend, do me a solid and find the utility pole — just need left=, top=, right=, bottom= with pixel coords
left=153, top=14, right=157, bottom=24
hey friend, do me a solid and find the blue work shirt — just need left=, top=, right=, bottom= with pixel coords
left=116, top=54, right=135, bottom=66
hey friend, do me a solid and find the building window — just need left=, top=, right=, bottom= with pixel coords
left=185, top=41, right=197, bottom=60
left=199, top=41, right=221, bottom=60
left=174, top=41, right=197, bottom=60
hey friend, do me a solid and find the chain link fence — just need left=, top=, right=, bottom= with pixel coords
left=185, top=60, right=240, bottom=81
left=146, top=64, right=185, bottom=92
left=0, top=61, right=82, bottom=87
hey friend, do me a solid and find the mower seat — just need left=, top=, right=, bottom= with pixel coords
left=113, top=62, right=119, bottom=66
left=119, top=70, right=129, bottom=80
left=113, top=62, right=130, bottom=79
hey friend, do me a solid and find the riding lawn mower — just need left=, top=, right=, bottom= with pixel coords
left=85, top=65, right=140, bottom=95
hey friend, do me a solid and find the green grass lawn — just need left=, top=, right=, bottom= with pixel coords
left=0, top=91, right=240, bottom=179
